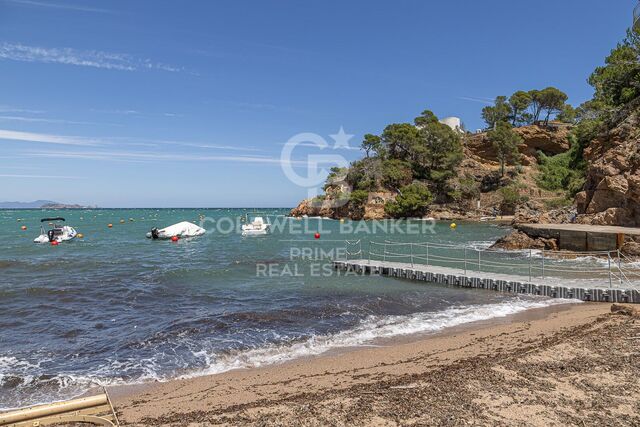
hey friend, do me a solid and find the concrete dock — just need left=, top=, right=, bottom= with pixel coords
left=333, top=259, right=640, bottom=304
left=516, top=223, right=640, bottom=251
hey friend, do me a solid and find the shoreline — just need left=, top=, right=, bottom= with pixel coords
left=110, top=301, right=640, bottom=426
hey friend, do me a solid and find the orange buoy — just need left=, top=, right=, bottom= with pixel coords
left=51, top=241, right=59, bottom=246
left=171, top=236, right=179, bottom=242
left=20, top=225, right=27, bottom=231
left=314, top=232, right=320, bottom=239
left=108, top=223, right=113, bottom=228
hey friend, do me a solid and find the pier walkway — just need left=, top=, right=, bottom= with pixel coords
left=334, top=240, right=640, bottom=303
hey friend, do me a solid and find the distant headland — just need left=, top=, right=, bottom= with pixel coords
left=0, top=200, right=97, bottom=209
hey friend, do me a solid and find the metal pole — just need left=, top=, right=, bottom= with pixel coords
left=529, top=249, right=532, bottom=282
left=410, top=243, right=414, bottom=267
left=618, top=249, right=622, bottom=285
left=541, top=250, right=545, bottom=279
left=608, top=252, right=612, bottom=289
left=478, top=249, right=481, bottom=272
left=426, top=243, right=429, bottom=266
left=464, top=246, right=467, bottom=275
left=368, top=241, right=371, bottom=265
left=383, top=243, right=387, bottom=262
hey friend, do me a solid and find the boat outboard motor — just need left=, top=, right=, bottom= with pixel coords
left=150, top=227, right=159, bottom=239
left=47, top=229, right=55, bottom=242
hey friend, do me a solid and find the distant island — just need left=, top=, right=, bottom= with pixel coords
left=0, top=200, right=97, bottom=209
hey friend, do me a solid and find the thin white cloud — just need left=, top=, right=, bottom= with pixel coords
left=0, top=129, right=102, bottom=146
left=91, top=109, right=141, bottom=115
left=0, top=42, right=184, bottom=72
left=0, top=105, right=45, bottom=114
left=0, top=173, right=83, bottom=179
left=0, top=128, right=264, bottom=153
left=28, top=149, right=309, bottom=166
left=457, top=96, right=495, bottom=105
left=4, top=0, right=112, bottom=13
left=0, top=115, right=120, bottom=126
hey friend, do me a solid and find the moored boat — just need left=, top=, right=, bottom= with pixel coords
left=34, top=217, right=77, bottom=243
left=241, top=216, right=270, bottom=236
left=146, top=221, right=206, bottom=239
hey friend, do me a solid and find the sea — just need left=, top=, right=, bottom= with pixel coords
left=0, top=208, right=576, bottom=409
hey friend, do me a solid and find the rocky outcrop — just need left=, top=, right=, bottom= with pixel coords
left=577, top=111, right=640, bottom=226
left=289, top=191, right=396, bottom=220
left=513, top=200, right=575, bottom=224
left=490, top=230, right=558, bottom=251
left=466, top=123, right=571, bottom=166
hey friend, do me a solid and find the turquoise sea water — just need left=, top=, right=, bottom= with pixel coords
left=0, top=208, right=569, bottom=408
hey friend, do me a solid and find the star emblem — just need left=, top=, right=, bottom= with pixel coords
left=329, top=126, right=354, bottom=149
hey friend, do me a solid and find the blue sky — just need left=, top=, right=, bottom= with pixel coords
left=0, top=0, right=634, bottom=207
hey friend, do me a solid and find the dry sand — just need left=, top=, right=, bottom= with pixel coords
left=111, top=302, right=640, bottom=426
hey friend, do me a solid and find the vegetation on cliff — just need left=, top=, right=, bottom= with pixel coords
left=292, top=27, right=640, bottom=225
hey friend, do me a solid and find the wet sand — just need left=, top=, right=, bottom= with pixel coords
left=111, top=302, right=640, bottom=426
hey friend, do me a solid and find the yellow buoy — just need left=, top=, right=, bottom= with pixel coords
left=450, top=222, right=457, bottom=229
left=340, top=218, right=345, bottom=223
left=77, top=233, right=84, bottom=238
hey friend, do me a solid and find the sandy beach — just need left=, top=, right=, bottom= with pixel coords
left=110, top=302, right=640, bottom=426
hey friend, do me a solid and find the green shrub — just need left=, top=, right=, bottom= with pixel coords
left=381, top=159, right=413, bottom=190
left=499, top=183, right=528, bottom=214
left=543, top=196, right=573, bottom=210
left=536, top=137, right=586, bottom=197
left=448, top=175, right=480, bottom=201
left=349, top=189, right=369, bottom=206
left=384, top=182, right=433, bottom=218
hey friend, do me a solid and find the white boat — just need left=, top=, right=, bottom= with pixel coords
left=241, top=216, right=270, bottom=236
left=146, top=221, right=206, bottom=239
left=34, top=217, right=77, bottom=243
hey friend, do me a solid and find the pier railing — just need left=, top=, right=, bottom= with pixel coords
left=343, top=240, right=640, bottom=290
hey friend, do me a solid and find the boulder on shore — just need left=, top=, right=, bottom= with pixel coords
left=490, top=230, right=558, bottom=251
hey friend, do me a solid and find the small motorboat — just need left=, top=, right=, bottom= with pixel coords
left=241, top=216, right=270, bottom=236
left=146, top=221, right=206, bottom=239
left=34, top=217, right=77, bottom=243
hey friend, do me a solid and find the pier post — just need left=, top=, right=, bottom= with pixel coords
left=383, top=243, right=387, bottom=262
left=618, top=249, right=622, bottom=285
left=464, top=246, right=467, bottom=275
left=368, top=242, right=371, bottom=265
left=541, top=250, right=545, bottom=279
left=410, top=243, right=414, bottom=267
left=529, top=249, right=532, bottom=282
left=478, top=249, right=481, bottom=272
left=426, top=243, right=429, bottom=266
left=608, top=253, right=612, bottom=289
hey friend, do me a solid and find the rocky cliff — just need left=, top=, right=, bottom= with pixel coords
left=465, top=123, right=571, bottom=166
left=575, top=110, right=640, bottom=226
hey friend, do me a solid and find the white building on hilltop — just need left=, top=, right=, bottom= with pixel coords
left=438, top=116, right=464, bottom=133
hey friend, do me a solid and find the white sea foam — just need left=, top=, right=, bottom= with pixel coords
left=184, top=297, right=578, bottom=378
